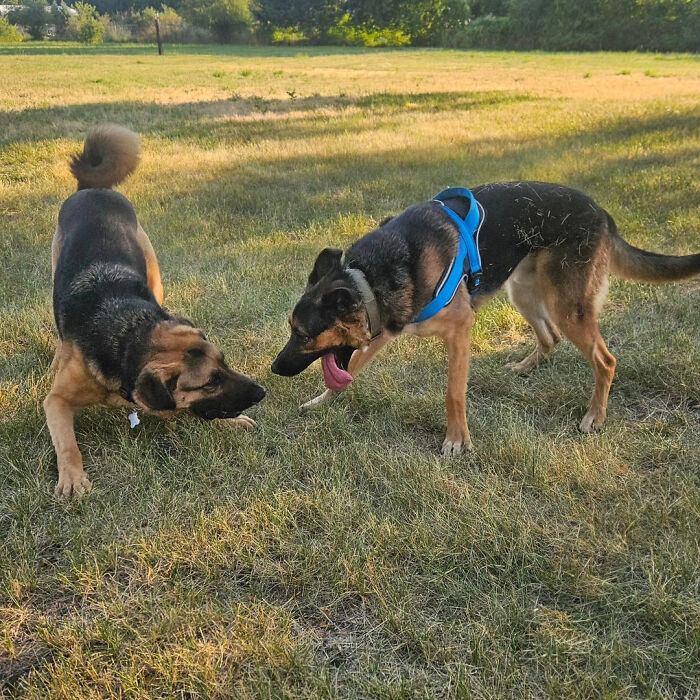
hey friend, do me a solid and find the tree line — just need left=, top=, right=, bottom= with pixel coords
left=2, top=0, right=697, bottom=50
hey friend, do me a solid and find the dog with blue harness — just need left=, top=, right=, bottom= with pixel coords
left=272, top=181, right=700, bottom=456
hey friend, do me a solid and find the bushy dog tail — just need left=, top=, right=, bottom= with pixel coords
left=608, top=214, right=700, bottom=283
left=70, top=124, right=140, bottom=190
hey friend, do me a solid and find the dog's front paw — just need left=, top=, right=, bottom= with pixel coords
left=219, top=415, right=258, bottom=431
left=55, top=468, right=92, bottom=498
left=579, top=410, right=605, bottom=434
left=299, top=389, right=336, bottom=414
left=441, top=438, right=473, bottom=458
left=506, top=359, right=532, bottom=374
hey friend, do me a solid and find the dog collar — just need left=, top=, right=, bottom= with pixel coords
left=120, top=386, right=135, bottom=403
left=345, top=267, right=382, bottom=340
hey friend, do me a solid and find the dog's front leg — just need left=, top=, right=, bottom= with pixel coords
left=44, top=392, right=92, bottom=497
left=441, top=328, right=474, bottom=457
left=299, top=388, right=338, bottom=413
left=299, top=331, right=395, bottom=413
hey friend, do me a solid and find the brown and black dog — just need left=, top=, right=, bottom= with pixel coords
left=46, top=125, right=265, bottom=497
left=272, top=182, right=699, bottom=456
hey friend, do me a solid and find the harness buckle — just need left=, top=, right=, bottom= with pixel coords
left=467, top=271, right=482, bottom=294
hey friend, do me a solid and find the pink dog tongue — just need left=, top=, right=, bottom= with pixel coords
left=321, top=353, right=353, bottom=391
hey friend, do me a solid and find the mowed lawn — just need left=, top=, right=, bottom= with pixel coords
left=1, top=43, right=699, bottom=697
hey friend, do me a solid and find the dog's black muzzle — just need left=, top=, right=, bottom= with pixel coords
left=271, top=339, right=323, bottom=377
left=190, top=378, right=265, bottom=420
left=271, top=342, right=355, bottom=376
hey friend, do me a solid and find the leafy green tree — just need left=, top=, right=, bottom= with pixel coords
left=340, top=0, right=469, bottom=44
left=7, top=0, right=51, bottom=39
left=49, top=2, right=71, bottom=38
left=255, top=0, right=342, bottom=38
left=180, top=0, right=252, bottom=41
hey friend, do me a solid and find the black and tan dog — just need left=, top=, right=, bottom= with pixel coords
left=46, top=125, right=265, bottom=496
left=272, top=182, right=699, bottom=455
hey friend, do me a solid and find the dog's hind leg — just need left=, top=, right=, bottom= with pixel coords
left=299, top=331, right=394, bottom=413
left=136, top=224, right=164, bottom=306
left=506, top=255, right=561, bottom=373
left=49, top=342, right=62, bottom=372
left=547, top=256, right=616, bottom=432
left=558, top=314, right=616, bottom=433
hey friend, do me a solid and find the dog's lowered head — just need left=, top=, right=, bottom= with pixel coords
left=133, top=320, right=265, bottom=420
left=271, top=248, right=371, bottom=382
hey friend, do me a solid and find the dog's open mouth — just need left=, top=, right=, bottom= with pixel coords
left=321, top=349, right=354, bottom=391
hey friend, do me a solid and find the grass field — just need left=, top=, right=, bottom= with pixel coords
left=1, top=43, right=699, bottom=697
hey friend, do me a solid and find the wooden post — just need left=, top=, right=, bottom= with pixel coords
left=155, top=16, right=163, bottom=55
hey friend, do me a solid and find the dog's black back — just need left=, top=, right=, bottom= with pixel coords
left=54, top=189, right=166, bottom=381
left=342, top=181, right=607, bottom=331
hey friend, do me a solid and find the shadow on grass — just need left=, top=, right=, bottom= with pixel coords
left=1, top=97, right=697, bottom=312
left=0, top=91, right=536, bottom=148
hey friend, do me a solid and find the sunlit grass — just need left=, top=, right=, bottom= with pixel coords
left=0, top=44, right=698, bottom=697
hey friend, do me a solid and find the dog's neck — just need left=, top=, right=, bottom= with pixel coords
left=342, top=257, right=411, bottom=334
left=344, top=266, right=382, bottom=339
left=115, top=305, right=170, bottom=402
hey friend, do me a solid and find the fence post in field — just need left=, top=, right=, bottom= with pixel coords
left=155, top=15, right=163, bottom=55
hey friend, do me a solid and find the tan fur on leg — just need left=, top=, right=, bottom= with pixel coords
left=43, top=343, right=106, bottom=497
left=135, top=224, right=164, bottom=305
left=506, top=255, right=561, bottom=373
left=441, top=324, right=474, bottom=456
left=407, top=290, right=475, bottom=456
left=544, top=249, right=616, bottom=432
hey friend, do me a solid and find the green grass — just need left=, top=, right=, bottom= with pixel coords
left=1, top=44, right=699, bottom=697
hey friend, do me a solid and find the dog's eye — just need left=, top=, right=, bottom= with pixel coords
left=207, top=372, right=224, bottom=388
left=293, top=329, right=310, bottom=343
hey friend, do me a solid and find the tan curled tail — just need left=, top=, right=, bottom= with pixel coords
left=607, top=214, right=700, bottom=283
left=69, top=124, right=140, bottom=190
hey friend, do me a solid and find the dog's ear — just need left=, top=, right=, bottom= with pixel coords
left=134, top=369, right=177, bottom=411
left=322, top=286, right=357, bottom=313
left=308, top=248, right=343, bottom=286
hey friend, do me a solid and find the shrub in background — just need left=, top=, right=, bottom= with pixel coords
left=256, top=0, right=340, bottom=42
left=456, top=14, right=510, bottom=48
left=66, top=1, right=104, bottom=43
left=326, top=14, right=409, bottom=46
left=103, top=18, right=132, bottom=40
left=271, top=27, right=308, bottom=44
left=125, top=5, right=183, bottom=41
left=180, top=0, right=253, bottom=42
left=0, top=15, right=24, bottom=41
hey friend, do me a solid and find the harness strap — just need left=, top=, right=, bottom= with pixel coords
left=414, top=187, right=483, bottom=324
left=346, top=267, right=382, bottom=339
left=434, top=187, right=483, bottom=284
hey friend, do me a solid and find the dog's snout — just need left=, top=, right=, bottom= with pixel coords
left=250, top=382, right=266, bottom=404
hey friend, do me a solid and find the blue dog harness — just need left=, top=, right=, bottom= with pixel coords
left=414, top=187, right=484, bottom=323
